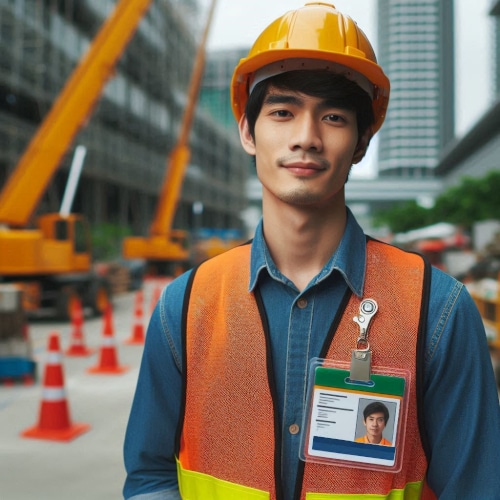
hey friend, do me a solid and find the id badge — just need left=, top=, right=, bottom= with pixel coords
left=300, top=358, right=410, bottom=473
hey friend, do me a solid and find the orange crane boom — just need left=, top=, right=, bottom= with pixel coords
left=122, top=0, right=218, bottom=270
left=0, top=0, right=153, bottom=227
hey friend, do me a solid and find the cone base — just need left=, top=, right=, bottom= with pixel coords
left=86, top=364, right=129, bottom=375
left=21, top=422, right=91, bottom=442
left=65, top=347, right=96, bottom=357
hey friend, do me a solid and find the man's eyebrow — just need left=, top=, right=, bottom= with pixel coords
left=263, top=93, right=351, bottom=112
left=263, top=93, right=303, bottom=107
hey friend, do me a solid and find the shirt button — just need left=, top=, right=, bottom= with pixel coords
left=289, top=424, right=300, bottom=435
left=297, top=298, right=308, bottom=309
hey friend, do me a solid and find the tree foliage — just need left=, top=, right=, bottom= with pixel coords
left=373, top=170, right=500, bottom=233
left=91, top=222, right=132, bottom=260
left=373, top=200, right=431, bottom=234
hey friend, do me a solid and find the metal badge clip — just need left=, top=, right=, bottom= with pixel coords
left=350, top=299, right=378, bottom=382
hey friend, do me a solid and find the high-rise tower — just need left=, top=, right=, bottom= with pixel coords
left=492, top=1, right=500, bottom=98
left=377, top=0, right=455, bottom=178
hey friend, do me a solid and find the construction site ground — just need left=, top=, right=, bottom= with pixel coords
left=0, top=279, right=166, bottom=500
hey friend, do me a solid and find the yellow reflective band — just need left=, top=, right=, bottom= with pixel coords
left=306, top=481, right=424, bottom=499
left=177, top=460, right=269, bottom=499
left=177, top=459, right=423, bottom=500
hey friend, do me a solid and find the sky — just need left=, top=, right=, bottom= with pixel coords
left=199, top=0, right=495, bottom=177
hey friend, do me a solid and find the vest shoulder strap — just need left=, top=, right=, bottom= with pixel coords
left=367, top=237, right=432, bottom=463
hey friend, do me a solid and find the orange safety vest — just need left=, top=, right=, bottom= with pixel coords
left=176, top=239, right=435, bottom=500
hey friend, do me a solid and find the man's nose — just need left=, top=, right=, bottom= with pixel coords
left=289, top=114, right=323, bottom=152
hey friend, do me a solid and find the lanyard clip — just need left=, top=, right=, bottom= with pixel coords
left=353, top=298, right=378, bottom=350
left=350, top=299, right=378, bottom=382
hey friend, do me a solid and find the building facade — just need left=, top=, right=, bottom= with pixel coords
left=377, top=0, right=455, bottom=178
left=0, top=0, right=248, bottom=248
left=200, top=47, right=247, bottom=134
left=200, top=47, right=260, bottom=231
left=436, top=1, right=500, bottom=188
left=493, top=0, right=500, bottom=98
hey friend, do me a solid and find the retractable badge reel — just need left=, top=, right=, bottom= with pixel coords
left=300, top=299, right=411, bottom=473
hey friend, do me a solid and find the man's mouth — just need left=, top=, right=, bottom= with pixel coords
left=280, top=155, right=329, bottom=176
left=283, top=162, right=323, bottom=176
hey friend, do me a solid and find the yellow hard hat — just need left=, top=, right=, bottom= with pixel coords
left=231, top=2, right=390, bottom=133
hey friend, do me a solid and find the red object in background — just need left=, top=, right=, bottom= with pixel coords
left=21, top=331, right=91, bottom=441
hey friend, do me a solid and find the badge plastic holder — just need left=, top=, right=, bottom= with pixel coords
left=299, top=358, right=410, bottom=473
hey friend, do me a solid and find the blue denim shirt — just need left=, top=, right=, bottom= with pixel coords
left=123, top=209, right=500, bottom=499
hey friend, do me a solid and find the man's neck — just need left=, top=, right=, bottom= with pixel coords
left=262, top=199, right=347, bottom=291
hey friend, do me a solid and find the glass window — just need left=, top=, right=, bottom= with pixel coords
left=74, top=219, right=88, bottom=254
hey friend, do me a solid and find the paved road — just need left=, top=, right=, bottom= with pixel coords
left=0, top=280, right=164, bottom=500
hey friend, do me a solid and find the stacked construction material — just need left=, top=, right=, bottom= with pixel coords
left=0, top=285, right=36, bottom=384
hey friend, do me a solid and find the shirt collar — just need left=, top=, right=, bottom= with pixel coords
left=249, top=207, right=366, bottom=297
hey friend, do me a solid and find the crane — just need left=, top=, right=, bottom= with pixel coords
left=0, top=0, right=153, bottom=318
left=122, top=0, right=218, bottom=275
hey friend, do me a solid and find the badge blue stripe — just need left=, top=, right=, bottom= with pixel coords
left=312, top=436, right=396, bottom=461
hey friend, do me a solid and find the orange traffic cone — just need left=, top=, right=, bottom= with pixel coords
left=21, top=332, right=90, bottom=442
left=124, top=290, right=145, bottom=345
left=87, top=303, right=128, bottom=374
left=65, top=298, right=94, bottom=356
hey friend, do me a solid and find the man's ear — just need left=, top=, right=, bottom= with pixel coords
left=239, top=114, right=256, bottom=155
left=352, top=128, right=373, bottom=164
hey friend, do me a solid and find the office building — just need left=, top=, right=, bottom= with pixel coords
left=436, top=0, right=500, bottom=188
left=377, top=0, right=455, bottom=178
left=493, top=0, right=500, bottom=97
left=200, top=48, right=248, bottom=133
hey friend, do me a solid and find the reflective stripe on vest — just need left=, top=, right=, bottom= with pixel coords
left=177, top=240, right=432, bottom=499
left=177, top=459, right=424, bottom=499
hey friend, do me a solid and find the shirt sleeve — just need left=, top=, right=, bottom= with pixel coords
left=424, top=268, right=500, bottom=498
left=123, top=275, right=188, bottom=499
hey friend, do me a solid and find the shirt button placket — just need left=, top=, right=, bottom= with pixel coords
left=282, top=293, right=311, bottom=493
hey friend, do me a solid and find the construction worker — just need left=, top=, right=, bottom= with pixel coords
left=123, top=3, right=500, bottom=499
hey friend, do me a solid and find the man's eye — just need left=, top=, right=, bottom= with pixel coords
left=325, top=114, right=344, bottom=122
left=272, top=109, right=291, bottom=117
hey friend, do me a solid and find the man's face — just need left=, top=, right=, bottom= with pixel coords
left=363, top=411, right=387, bottom=443
left=239, top=85, right=368, bottom=210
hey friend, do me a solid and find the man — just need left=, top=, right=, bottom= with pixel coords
left=355, top=402, right=393, bottom=446
left=123, top=3, right=500, bottom=499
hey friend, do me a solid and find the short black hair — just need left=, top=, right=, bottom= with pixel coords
left=363, top=401, right=389, bottom=424
left=244, top=69, right=374, bottom=142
